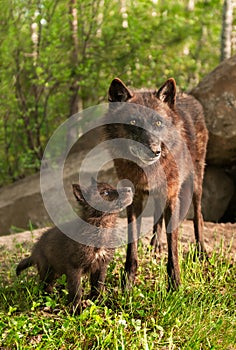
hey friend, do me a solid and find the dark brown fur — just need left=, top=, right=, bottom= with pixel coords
left=16, top=180, right=133, bottom=311
left=104, top=78, right=208, bottom=290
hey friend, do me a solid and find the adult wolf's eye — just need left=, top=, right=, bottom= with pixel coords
left=130, top=120, right=136, bottom=125
left=156, top=120, right=162, bottom=127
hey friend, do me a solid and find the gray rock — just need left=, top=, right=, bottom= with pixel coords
left=0, top=150, right=116, bottom=236
left=191, top=54, right=236, bottom=166
left=201, top=166, right=234, bottom=222
left=0, top=173, right=50, bottom=235
left=186, top=166, right=234, bottom=222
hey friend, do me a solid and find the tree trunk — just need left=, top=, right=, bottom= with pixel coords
left=187, top=0, right=195, bottom=11
left=221, top=0, right=233, bottom=61
left=67, top=0, right=80, bottom=149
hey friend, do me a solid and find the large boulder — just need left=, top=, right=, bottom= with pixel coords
left=201, top=166, right=234, bottom=222
left=0, top=172, right=51, bottom=235
left=191, top=55, right=236, bottom=166
left=0, top=150, right=117, bottom=236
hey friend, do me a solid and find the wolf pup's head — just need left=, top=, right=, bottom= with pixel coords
left=72, top=178, right=133, bottom=217
left=106, top=78, right=178, bottom=166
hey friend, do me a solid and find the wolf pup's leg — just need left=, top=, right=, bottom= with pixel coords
left=90, top=263, right=109, bottom=300
left=67, top=269, right=82, bottom=314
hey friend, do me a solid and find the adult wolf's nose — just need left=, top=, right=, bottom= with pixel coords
left=150, top=143, right=161, bottom=158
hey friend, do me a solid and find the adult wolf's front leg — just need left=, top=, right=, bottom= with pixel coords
left=124, top=204, right=138, bottom=289
left=164, top=199, right=181, bottom=290
left=123, top=198, right=142, bottom=289
left=150, top=197, right=164, bottom=253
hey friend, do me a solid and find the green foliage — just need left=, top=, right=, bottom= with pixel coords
left=0, top=0, right=224, bottom=186
left=0, top=241, right=235, bottom=349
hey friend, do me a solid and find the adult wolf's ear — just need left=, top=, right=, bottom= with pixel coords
left=108, top=78, right=133, bottom=102
left=155, top=78, right=176, bottom=109
left=72, top=184, right=85, bottom=203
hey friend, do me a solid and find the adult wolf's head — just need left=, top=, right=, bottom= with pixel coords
left=105, top=78, right=181, bottom=166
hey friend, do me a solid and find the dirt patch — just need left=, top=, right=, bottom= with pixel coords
left=0, top=219, right=235, bottom=261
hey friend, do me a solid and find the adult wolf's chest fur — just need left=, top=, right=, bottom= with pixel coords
left=114, top=151, right=179, bottom=194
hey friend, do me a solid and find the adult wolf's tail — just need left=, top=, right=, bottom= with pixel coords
left=16, top=257, right=33, bottom=276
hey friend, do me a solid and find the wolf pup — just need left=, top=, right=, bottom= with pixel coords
left=16, top=179, right=133, bottom=311
left=104, top=77, right=208, bottom=290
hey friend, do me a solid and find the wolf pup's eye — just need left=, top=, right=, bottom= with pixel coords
left=130, top=120, right=136, bottom=125
left=156, top=120, right=162, bottom=127
left=101, top=190, right=109, bottom=196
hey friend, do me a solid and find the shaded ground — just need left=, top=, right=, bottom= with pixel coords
left=0, top=219, right=235, bottom=261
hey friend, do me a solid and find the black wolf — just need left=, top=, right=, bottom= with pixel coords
left=104, top=77, right=208, bottom=289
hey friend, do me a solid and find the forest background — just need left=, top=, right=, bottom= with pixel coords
left=0, top=0, right=235, bottom=187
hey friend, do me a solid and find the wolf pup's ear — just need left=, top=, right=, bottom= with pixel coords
left=72, top=184, right=85, bottom=203
left=155, top=78, right=176, bottom=109
left=108, top=78, right=133, bottom=102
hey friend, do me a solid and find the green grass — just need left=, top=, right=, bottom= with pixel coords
left=0, top=240, right=235, bottom=350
